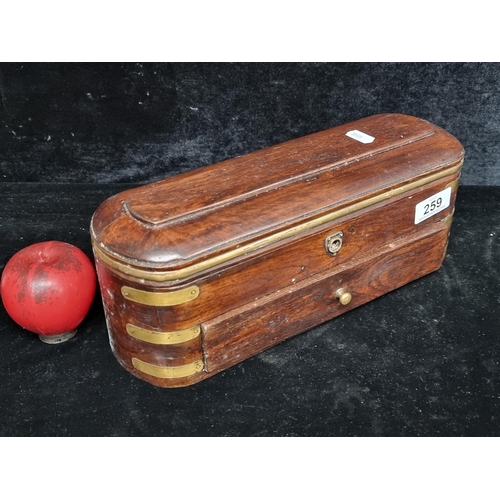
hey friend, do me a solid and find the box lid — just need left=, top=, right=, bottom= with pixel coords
left=90, top=113, right=464, bottom=282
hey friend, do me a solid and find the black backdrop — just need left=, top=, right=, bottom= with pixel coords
left=1, top=62, right=499, bottom=185
left=1, top=63, right=499, bottom=437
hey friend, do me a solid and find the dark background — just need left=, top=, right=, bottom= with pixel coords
left=1, top=63, right=500, bottom=185
left=0, top=62, right=499, bottom=436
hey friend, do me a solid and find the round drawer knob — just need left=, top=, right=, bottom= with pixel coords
left=336, top=288, right=352, bottom=305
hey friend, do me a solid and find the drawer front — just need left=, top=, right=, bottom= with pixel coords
left=202, top=225, right=449, bottom=374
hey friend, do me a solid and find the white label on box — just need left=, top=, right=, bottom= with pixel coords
left=346, top=129, right=375, bottom=144
left=414, top=187, right=452, bottom=224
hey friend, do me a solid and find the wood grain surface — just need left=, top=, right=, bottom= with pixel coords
left=91, top=113, right=464, bottom=387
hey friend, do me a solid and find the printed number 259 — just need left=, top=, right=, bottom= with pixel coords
left=423, top=197, right=442, bottom=215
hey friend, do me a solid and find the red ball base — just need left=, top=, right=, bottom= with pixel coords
left=38, top=329, right=78, bottom=344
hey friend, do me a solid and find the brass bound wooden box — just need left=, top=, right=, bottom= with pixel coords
left=90, top=113, right=464, bottom=387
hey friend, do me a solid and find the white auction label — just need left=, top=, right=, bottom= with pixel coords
left=345, top=129, right=375, bottom=144
left=414, top=187, right=452, bottom=224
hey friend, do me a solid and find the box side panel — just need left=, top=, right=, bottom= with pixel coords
left=116, top=223, right=449, bottom=387
left=202, top=226, right=450, bottom=375
left=95, top=259, right=205, bottom=387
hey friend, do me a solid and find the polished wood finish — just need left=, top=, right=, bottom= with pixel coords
left=91, top=113, right=464, bottom=387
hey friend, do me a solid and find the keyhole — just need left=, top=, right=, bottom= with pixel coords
left=325, top=231, right=343, bottom=256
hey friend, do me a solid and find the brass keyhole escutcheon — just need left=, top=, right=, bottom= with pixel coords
left=335, top=288, right=352, bottom=306
left=325, top=231, right=343, bottom=256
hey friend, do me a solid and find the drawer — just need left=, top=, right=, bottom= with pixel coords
left=202, top=225, right=449, bottom=374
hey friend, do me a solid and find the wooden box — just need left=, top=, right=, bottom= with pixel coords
left=90, top=113, right=464, bottom=387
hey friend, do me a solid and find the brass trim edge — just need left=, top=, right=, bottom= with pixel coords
left=132, top=358, right=204, bottom=379
left=126, top=323, right=201, bottom=345
left=121, top=285, right=200, bottom=306
left=446, top=177, right=461, bottom=191
left=93, top=160, right=463, bottom=283
left=441, top=214, right=454, bottom=227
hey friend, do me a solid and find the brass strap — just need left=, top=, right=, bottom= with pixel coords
left=126, top=323, right=201, bottom=345
left=132, top=358, right=204, bottom=379
left=121, top=285, right=199, bottom=306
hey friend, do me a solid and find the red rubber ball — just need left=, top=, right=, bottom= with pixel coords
left=1, top=241, right=97, bottom=336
